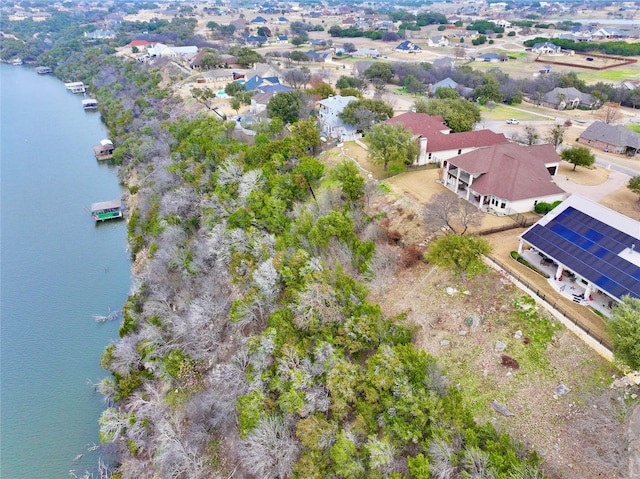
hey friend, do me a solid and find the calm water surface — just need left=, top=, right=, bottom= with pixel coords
left=1, top=64, right=131, bottom=478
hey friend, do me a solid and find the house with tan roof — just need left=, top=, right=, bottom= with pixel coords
left=385, top=112, right=509, bottom=166
left=442, top=143, right=566, bottom=215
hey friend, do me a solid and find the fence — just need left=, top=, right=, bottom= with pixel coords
left=488, top=256, right=613, bottom=351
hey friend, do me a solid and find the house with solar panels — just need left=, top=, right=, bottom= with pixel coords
left=518, top=195, right=640, bottom=313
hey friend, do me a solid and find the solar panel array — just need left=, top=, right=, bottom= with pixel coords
left=522, top=206, right=640, bottom=299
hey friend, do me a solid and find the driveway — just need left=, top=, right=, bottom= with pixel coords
left=555, top=167, right=632, bottom=202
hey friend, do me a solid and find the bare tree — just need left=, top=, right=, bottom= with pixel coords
left=523, top=125, right=539, bottom=145
left=545, top=124, right=565, bottom=151
left=457, top=200, right=485, bottom=235
left=239, top=415, right=301, bottom=479
left=596, top=101, right=621, bottom=124
left=284, top=67, right=311, bottom=90
left=424, top=191, right=461, bottom=233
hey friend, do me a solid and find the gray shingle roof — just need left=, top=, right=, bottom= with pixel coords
left=579, top=121, right=640, bottom=149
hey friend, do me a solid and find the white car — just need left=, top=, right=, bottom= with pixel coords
left=506, top=119, right=520, bottom=124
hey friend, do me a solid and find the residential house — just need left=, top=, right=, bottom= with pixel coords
left=251, top=16, right=268, bottom=24
left=84, top=29, right=116, bottom=39
left=442, top=143, right=565, bottom=214
left=317, top=95, right=359, bottom=141
left=518, top=194, right=640, bottom=309
left=352, top=48, right=379, bottom=58
left=342, top=17, right=356, bottom=26
left=621, top=80, right=640, bottom=91
left=354, top=20, right=371, bottom=31
left=147, top=43, right=198, bottom=58
left=305, top=49, right=332, bottom=62
left=249, top=91, right=275, bottom=114
left=591, top=28, right=629, bottom=40
left=495, top=19, right=511, bottom=28
left=427, top=35, right=450, bottom=47
left=395, top=40, right=422, bottom=53
left=243, top=34, right=268, bottom=47
left=577, top=121, right=640, bottom=156
left=374, top=21, right=395, bottom=31
left=385, top=112, right=509, bottom=166
left=275, top=35, right=289, bottom=44
left=541, top=87, right=595, bottom=110
left=473, top=52, right=504, bottom=62
left=244, top=75, right=283, bottom=92
left=531, top=42, right=562, bottom=55
left=431, top=77, right=459, bottom=96
left=432, top=56, right=457, bottom=69
left=277, top=16, right=289, bottom=23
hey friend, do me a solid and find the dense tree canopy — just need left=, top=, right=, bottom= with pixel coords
left=267, top=91, right=303, bottom=124
left=339, top=98, right=393, bottom=131
left=607, top=297, right=640, bottom=370
left=366, top=122, right=418, bottom=171
left=422, top=98, right=481, bottom=133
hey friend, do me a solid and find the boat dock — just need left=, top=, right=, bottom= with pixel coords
left=64, top=81, right=85, bottom=93
left=82, top=98, right=98, bottom=110
left=90, top=199, right=123, bottom=222
left=93, top=139, right=114, bottom=160
left=35, top=66, right=52, bottom=74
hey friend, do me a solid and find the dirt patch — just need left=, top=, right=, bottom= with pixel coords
left=557, top=160, right=610, bottom=186
left=600, top=186, right=640, bottom=221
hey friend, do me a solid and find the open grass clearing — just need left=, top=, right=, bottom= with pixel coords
left=480, top=104, right=545, bottom=121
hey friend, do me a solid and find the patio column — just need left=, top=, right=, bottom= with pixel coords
left=466, top=175, right=473, bottom=201
left=455, top=168, right=461, bottom=192
left=442, top=161, right=450, bottom=186
left=518, top=240, right=524, bottom=255
left=555, top=264, right=563, bottom=281
left=584, top=283, right=593, bottom=300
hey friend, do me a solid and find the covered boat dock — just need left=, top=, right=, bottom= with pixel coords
left=91, top=199, right=123, bottom=221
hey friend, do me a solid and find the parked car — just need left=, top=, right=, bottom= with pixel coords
left=506, top=119, right=520, bottom=124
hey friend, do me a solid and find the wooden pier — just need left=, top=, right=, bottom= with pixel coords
left=35, top=66, right=52, bottom=74
left=91, top=199, right=123, bottom=222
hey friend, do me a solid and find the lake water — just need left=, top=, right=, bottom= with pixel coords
left=1, top=64, right=131, bottom=478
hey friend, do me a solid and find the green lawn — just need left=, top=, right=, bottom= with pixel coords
left=629, top=125, right=640, bottom=134
left=480, top=104, right=548, bottom=121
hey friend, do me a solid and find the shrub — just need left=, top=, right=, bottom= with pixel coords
left=501, top=354, right=520, bottom=370
left=400, top=244, right=424, bottom=268
left=534, top=200, right=562, bottom=214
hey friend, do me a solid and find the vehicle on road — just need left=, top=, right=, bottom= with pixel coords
left=506, top=119, right=520, bottom=124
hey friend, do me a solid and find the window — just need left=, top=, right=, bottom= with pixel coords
left=428, top=153, right=432, bottom=160
left=457, top=149, right=462, bottom=154
left=501, top=202, right=506, bottom=208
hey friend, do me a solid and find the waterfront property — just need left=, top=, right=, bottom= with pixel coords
left=442, top=143, right=565, bottom=215
left=35, top=66, right=52, bottom=74
left=93, top=139, right=114, bottom=160
left=518, top=194, right=640, bottom=314
left=64, top=81, right=85, bottom=93
left=91, top=199, right=123, bottom=221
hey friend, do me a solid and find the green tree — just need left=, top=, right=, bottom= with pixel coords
left=339, top=99, right=393, bottom=131
left=606, top=296, right=640, bottom=371
left=560, top=146, right=595, bottom=171
left=309, top=82, right=335, bottom=99
left=367, top=123, right=418, bottom=171
left=330, top=160, right=365, bottom=200
left=434, top=86, right=459, bottom=99
left=423, top=98, right=481, bottom=133
left=225, top=81, right=246, bottom=96
left=236, top=47, right=264, bottom=67
left=267, top=91, right=303, bottom=124
left=290, top=50, right=308, bottom=63
left=364, top=62, right=394, bottom=83
left=425, top=234, right=491, bottom=278
left=473, top=77, right=503, bottom=102
left=290, top=118, right=321, bottom=154
left=628, top=176, right=640, bottom=200
left=336, top=76, right=366, bottom=91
